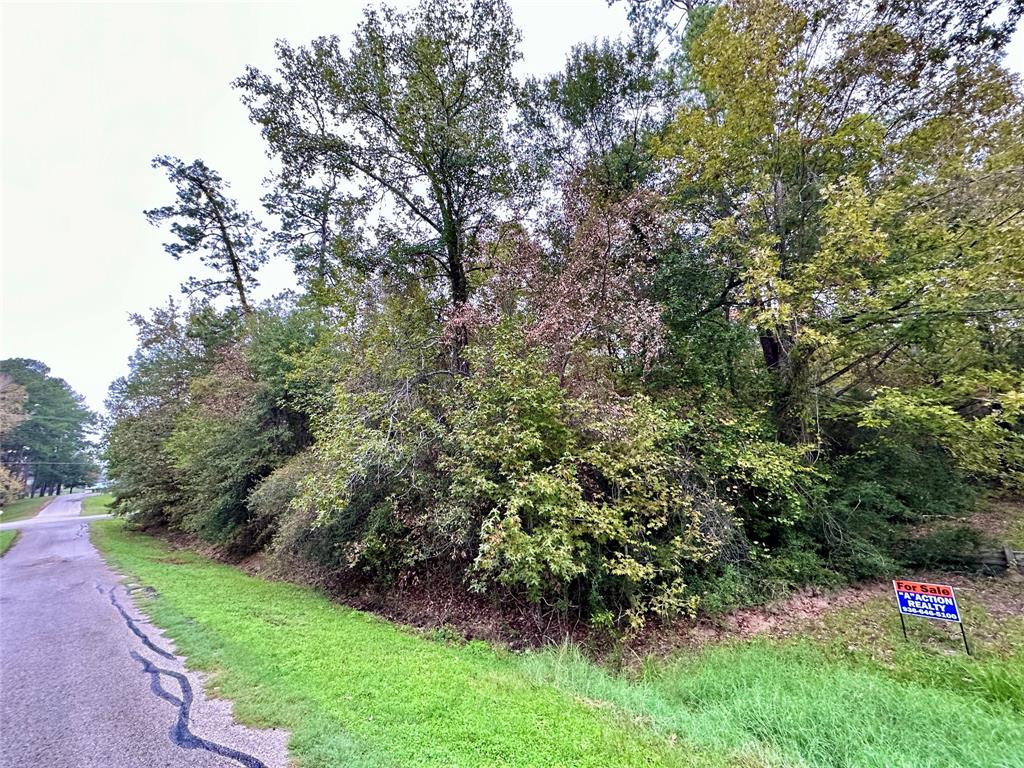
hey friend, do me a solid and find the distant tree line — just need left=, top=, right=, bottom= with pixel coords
left=1, top=359, right=99, bottom=501
left=106, top=0, right=1023, bottom=632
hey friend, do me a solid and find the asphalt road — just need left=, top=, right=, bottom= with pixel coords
left=0, top=494, right=288, bottom=768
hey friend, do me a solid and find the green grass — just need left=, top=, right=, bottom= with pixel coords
left=0, top=530, right=19, bottom=556
left=91, top=521, right=739, bottom=768
left=519, top=588, right=1024, bottom=768
left=0, top=495, right=54, bottom=523
left=92, top=520, right=1024, bottom=768
left=811, top=592, right=1024, bottom=714
left=1009, top=516, right=1024, bottom=550
left=520, top=640, right=1024, bottom=768
left=82, top=492, right=114, bottom=516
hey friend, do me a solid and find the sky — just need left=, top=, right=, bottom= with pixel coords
left=0, top=0, right=632, bottom=413
left=1, top=1, right=1022, bottom=415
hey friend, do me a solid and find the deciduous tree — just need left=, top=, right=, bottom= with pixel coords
left=236, top=0, right=527, bottom=327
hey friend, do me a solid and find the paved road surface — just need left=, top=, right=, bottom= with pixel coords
left=0, top=494, right=288, bottom=767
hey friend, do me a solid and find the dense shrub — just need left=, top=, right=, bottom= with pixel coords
left=898, top=526, right=987, bottom=570
left=809, top=443, right=977, bottom=579
left=441, top=327, right=728, bottom=627
left=104, top=0, right=1024, bottom=634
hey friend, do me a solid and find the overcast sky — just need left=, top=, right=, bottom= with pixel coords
left=1, top=1, right=1022, bottom=414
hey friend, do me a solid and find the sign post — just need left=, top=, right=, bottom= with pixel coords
left=892, top=579, right=969, bottom=655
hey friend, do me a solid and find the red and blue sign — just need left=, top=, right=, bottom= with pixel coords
left=893, top=580, right=962, bottom=623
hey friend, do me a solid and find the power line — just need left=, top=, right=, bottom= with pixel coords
left=0, top=461, right=100, bottom=466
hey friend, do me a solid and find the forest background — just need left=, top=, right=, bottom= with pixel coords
left=75, top=0, right=1024, bottom=634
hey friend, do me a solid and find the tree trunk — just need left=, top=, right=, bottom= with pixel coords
left=192, top=175, right=252, bottom=315
left=760, top=329, right=815, bottom=447
left=444, top=223, right=471, bottom=373
left=759, top=332, right=783, bottom=371
left=444, top=225, right=469, bottom=307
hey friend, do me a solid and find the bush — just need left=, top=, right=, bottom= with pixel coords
left=0, top=466, right=25, bottom=505
left=293, top=321, right=840, bottom=630
left=695, top=408, right=823, bottom=546
left=898, top=525, right=986, bottom=569
left=440, top=326, right=725, bottom=630
left=808, top=443, right=976, bottom=579
left=247, top=451, right=317, bottom=553
left=691, top=566, right=754, bottom=616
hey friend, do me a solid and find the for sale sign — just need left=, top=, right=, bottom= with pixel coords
left=892, top=580, right=962, bottom=623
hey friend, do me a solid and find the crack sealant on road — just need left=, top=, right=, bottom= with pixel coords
left=99, top=584, right=269, bottom=768
left=104, top=585, right=176, bottom=661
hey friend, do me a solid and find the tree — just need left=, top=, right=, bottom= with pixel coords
left=0, top=373, right=27, bottom=436
left=101, top=0, right=1024, bottom=630
left=105, top=300, right=237, bottom=526
left=105, top=298, right=317, bottom=546
left=236, top=0, right=526, bottom=324
left=655, top=0, right=1024, bottom=443
left=146, top=156, right=267, bottom=315
left=261, top=170, right=351, bottom=292
left=0, top=359, right=98, bottom=495
left=521, top=36, right=673, bottom=201
left=0, top=373, right=28, bottom=503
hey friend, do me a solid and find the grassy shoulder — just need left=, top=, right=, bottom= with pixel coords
left=522, top=581, right=1024, bottom=768
left=93, top=520, right=1024, bottom=768
left=0, top=530, right=19, bottom=557
left=81, top=492, right=114, bottom=516
left=0, top=495, right=54, bottom=523
left=91, top=520, right=739, bottom=768
left=523, top=638, right=1023, bottom=768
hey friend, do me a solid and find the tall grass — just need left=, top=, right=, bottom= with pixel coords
left=518, top=641, right=1024, bottom=768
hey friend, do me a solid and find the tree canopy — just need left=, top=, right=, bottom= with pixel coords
left=236, top=0, right=527, bottom=323
left=107, top=0, right=1024, bottom=631
left=146, top=156, right=268, bottom=314
left=1, top=359, right=99, bottom=497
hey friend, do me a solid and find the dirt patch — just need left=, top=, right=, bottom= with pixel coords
left=627, top=581, right=890, bottom=658
left=923, top=569, right=1024, bottom=620
left=970, top=496, right=1024, bottom=545
left=627, top=569, right=1024, bottom=661
left=236, top=551, right=267, bottom=575
left=725, top=582, right=887, bottom=635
